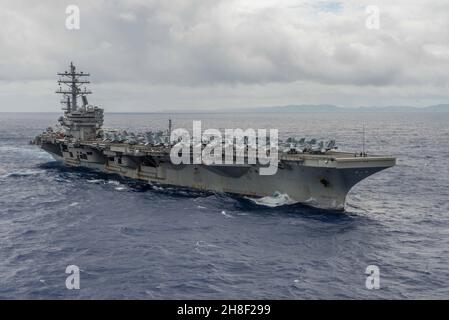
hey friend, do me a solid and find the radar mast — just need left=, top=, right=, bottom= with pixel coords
left=56, top=62, right=92, bottom=113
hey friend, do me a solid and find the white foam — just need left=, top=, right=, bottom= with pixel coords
left=304, top=197, right=318, bottom=206
left=304, top=197, right=344, bottom=210
left=195, top=241, right=220, bottom=248
left=87, top=179, right=104, bottom=184
left=221, top=210, right=233, bottom=218
left=246, top=192, right=297, bottom=207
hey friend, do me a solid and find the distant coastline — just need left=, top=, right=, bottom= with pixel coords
left=228, top=104, right=449, bottom=113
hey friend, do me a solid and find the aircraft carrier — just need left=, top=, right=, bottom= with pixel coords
left=33, top=63, right=396, bottom=210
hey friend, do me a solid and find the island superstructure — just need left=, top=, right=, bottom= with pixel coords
left=34, top=63, right=396, bottom=210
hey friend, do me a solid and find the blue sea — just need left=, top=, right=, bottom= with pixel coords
left=0, top=112, right=448, bottom=299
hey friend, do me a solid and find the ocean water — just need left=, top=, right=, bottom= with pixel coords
left=0, top=111, right=448, bottom=299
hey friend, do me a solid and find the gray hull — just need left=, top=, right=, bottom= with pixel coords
left=42, top=141, right=395, bottom=210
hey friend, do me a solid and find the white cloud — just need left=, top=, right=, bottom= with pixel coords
left=0, top=0, right=449, bottom=111
left=118, top=12, right=137, bottom=23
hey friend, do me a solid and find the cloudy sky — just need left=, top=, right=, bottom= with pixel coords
left=1, top=0, right=449, bottom=112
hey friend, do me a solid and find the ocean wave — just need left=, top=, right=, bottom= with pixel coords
left=0, top=146, right=52, bottom=159
left=0, top=169, right=46, bottom=179
left=195, top=241, right=221, bottom=248
left=119, top=226, right=147, bottom=236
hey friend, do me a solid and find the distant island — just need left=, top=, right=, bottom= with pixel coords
left=6, top=104, right=448, bottom=114
left=157, top=104, right=449, bottom=113
left=234, top=104, right=449, bottom=113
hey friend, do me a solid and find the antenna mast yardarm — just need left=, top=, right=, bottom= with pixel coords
left=56, top=62, right=92, bottom=113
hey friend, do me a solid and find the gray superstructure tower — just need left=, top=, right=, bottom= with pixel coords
left=56, top=62, right=104, bottom=141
